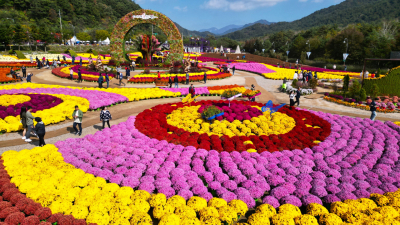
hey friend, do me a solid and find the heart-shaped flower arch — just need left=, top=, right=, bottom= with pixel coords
left=110, top=9, right=184, bottom=62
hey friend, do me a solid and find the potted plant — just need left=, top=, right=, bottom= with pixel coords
left=201, top=105, right=224, bottom=120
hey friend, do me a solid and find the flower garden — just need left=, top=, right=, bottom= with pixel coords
left=52, top=66, right=116, bottom=83
left=0, top=95, right=399, bottom=225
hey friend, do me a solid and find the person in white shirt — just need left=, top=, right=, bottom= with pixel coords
left=333, top=64, right=336, bottom=70
left=365, top=71, right=369, bottom=78
left=69, top=68, right=73, bottom=80
left=293, top=71, right=298, bottom=80
left=72, top=105, right=83, bottom=136
left=289, top=91, right=296, bottom=109
left=132, top=61, right=136, bottom=71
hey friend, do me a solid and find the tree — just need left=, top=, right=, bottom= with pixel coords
left=96, top=30, right=109, bottom=41
left=326, top=27, right=364, bottom=64
left=300, top=52, right=307, bottom=64
left=370, top=84, right=380, bottom=98
left=360, top=88, right=367, bottom=101
left=13, top=23, right=27, bottom=50
left=292, top=35, right=306, bottom=58
left=77, top=32, right=92, bottom=41
left=349, top=80, right=361, bottom=99
left=0, top=23, right=12, bottom=49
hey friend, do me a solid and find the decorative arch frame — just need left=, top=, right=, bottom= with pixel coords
left=110, top=9, right=184, bottom=62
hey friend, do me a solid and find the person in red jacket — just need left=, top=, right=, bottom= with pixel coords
left=157, top=71, right=161, bottom=79
left=189, top=84, right=195, bottom=96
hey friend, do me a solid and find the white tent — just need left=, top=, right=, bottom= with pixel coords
left=102, top=37, right=110, bottom=45
left=67, top=36, right=80, bottom=46
left=235, top=45, right=241, bottom=54
left=220, top=45, right=224, bottom=53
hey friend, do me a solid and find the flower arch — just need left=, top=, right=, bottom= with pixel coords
left=110, top=9, right=184, bottom=62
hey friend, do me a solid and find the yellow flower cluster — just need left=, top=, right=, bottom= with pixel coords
left=0, top=94, right=89, bottom=133
left=167, top=106, right=296, bottom=137
left=209, top=87, right=246, bottom=95
left=262, top=64, right=346, bottom=80
left=0, top=94, right=31, bottom=106
left=0, top=83, right=181, bottom=102
left=60, top=67, right=113, bottom=80
left=394, top=122, right=400, bottom=126
left=2, top=145, right=250, bottom=225
left=133, top=70, right=217, bottom=79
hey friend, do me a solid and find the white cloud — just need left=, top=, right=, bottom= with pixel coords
left=174, top=6, right=188, bottom=12
left=203, top=0, right=287, bottom=11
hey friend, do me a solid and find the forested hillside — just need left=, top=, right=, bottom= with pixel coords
left=223, top=0, right=400, bottom=40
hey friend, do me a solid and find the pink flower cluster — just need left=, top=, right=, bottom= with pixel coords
left=0, top=88, right=128, bottom=110
left=233, top=63, right=276, bottom=74
left=55, top=109, right=400, bottom=208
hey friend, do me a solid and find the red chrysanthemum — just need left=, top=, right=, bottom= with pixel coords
left=34, top=207, right=52, bottom=220
left=21, top=215, right=40, bottom=225
left=10, top=193, right=26, bottom=205
left=58, top=214, right=75, bottom=225
left=0, top=201, right=12, bottom=211
left=73, top=219, right=87, bottom=225
left=47, top=213, right=64, bottom=223
left=0, top=207, right=20, bottom=219
left=5, top=212, right=25, bottom=225
left=24, top=203, right=41, bottom=216
left=0, top=183, right=16, bottom=194
left=15, top=198, right=34, bottom=211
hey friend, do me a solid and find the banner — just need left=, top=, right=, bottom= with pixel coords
left=286, top=51, right=290, bottom=56
left=273, top=49, right=275, bottom=53
left=307, top=52, right=311, bottom=58
left=262, top=49, right=265, bottom=53
left=343, top=53, right=349, bottom=61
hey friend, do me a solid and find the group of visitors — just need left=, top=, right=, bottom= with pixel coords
left=20, top=106, right=46, bottom=146
left=293, top=70, right=318, bottom=82
left=10, top=67, right=33, bottom=82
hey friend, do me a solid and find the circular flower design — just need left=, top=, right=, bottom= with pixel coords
left=0, top=94, right=63, bottom=119
left=135, top=100, right=331, bottom=152
left=0, top=94, right=31, bottom=107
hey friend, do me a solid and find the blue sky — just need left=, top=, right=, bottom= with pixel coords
left=135, top=0, right=345, bottom=31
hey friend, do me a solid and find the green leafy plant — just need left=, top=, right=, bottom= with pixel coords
left=292, top=79, right=298, bottom=88
left=370, top=84, right=380, bottom=98
left=360, top=88, right=367, bottom=101
left=201, top=105, right=223, bottom=119
left=221, top=90, right=241, bottom=98
left=68, top=49, right=77, bottom=57
left=349, top=80, right=361, bottom=99
left=309, top=78, right=318, bottom=89
left=364, top=67, right=399, bottom=96
left=376, top=68, right=381, bottom=78
left=14, top=50, right=27, bottom=59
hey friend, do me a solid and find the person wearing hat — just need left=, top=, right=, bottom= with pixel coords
left=34, top=117, right=46, bottom=147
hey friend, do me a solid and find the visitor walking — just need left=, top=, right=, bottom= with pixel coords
left=370, top=98, right=378, bottom=121
left=72, top=56, right=75, bottom=65
left=98, top=75, right=103, bottom=88
left=30, top=55, right=33, bottom=63
left=119, top=72, right=125, bottom=86
left=79, top=58, right=82, bottom=66
left=69, top=67, right=73, bottom=80
left=34, top=117, right=46, bottom=147
left=72, top=105, right=83, bottom=136
left=186, top=72, right=189, bottom=85
left=157, top=71, right=161, bottom=80
left=333, top=64, right=336, bottom=70
left=289, top=91, right=296, bottom=109
left=168, top=76, right=172, bottom=88
left=314, top=71, right=318, bottom=79
left=298, top=71, right=303, bottom=83
left=174, top=75, right=179, bottom=88
left=189, top=84, right=195, bottom=96
left=117, top=66, right=121, bottom=75
left=20, top=107, right=27, bottom=140
left=63, top=55, right=66, bottom=62
left=203, top=72, right=207, bottom=84
left=25, top=106, right=36, bottom=142
left=100, top=106, right=112, bottom=129
left=126, top=67, right=131, bottom=80
left=132, top=61, right=136, bottom=71
left=232, top=66, right=236, bottom=75
left=78, top=69, right=82, bottom=83
left=105, top=73, right=109, bottom=88
left=295, top=87, right=301, bottom=106
left=22, top=66, right=26, bottom=78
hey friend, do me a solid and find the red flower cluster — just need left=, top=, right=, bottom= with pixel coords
left=0, top=157, right=97, bottom=225
left=51, top=67, right=107, bottom=83
left=135, top=100, right=332, bottom=153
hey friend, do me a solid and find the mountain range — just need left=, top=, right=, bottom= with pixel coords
left=198, top=20, right=275, bottom=35
left=222, top=0, right=400, bottom=40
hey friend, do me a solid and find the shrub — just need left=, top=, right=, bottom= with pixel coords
left=292, top=79, right=298, bottom=88
left=370, top=84, right=380, bottom=98
left=364, top=67, right=400, bottom=96
left=349, top=80, right=361, bottom=99
left=309, top=78, right=318, bottom=89
left=68, top=50, right=77, bottom=57
left=300, top=52, right=307, bottom=64
left=376, top=68, right=381, bottom=78
left=343, top=75, right=350, bottom=92
left=360, top=88, right=367, bottom=101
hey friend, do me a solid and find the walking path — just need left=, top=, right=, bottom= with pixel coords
left=0, top=66, right=398, bottom=152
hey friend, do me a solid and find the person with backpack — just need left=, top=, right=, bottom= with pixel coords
left=370, top=98, right=378, bottom=121
left=34, top=117, right=46, bottom=147
left=100, top=106, right=112, bottom=129
left=98, top=74, right=103, bottom=88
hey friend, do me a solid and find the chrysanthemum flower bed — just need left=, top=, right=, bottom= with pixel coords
left=2, top=106, right=400, bottom=224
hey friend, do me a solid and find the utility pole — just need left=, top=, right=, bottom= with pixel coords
left=59, top=10, right=63, bottom=44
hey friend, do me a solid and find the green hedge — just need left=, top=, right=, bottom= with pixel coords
left=363, top=67, right=400, bottom=96
left=68, top=49, right=77, bottom=57
left=13, top=50, right=27, bottom=59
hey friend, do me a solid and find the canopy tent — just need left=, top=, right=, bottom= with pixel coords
left=67, top=36, right=81, bottom=46
left=102, top=38, right=110, bottom=45
left=235, top=45, right=241, bottom=54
